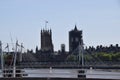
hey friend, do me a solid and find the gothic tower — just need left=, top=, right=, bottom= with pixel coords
left=69, top=25, right=83, bottom=53
left=41, top=29, right=54, bottom=52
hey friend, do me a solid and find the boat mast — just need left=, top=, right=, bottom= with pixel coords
left=81, top=43, right=84, bottom=67
left=13, top=40, right=18, bottom=77
left=78, top=41, right=84, bottom=67
left=0, top=41, right=4, bottom=74
left=20, top=43, right=23, bottom=62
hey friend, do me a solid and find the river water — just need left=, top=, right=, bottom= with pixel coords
left=0, top=69, right=120, bottom=79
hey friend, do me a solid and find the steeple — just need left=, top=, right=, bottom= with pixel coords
left=74, top=25, right=77, bottom=31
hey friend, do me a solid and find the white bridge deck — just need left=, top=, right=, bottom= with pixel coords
left=0, top=69, right=120, bottom=79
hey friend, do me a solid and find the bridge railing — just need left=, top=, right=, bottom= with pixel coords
left=0, top=68, right=120, bottom=79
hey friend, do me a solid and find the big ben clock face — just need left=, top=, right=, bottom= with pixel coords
left=71, top=38, right=73, bottom=42
left=75, top=37, right=79, bottom=42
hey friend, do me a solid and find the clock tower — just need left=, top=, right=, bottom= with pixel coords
left=69, top=25, right=83, bottom=53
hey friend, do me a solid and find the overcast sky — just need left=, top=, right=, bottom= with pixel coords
left=0, top=0, right=120, bottom=51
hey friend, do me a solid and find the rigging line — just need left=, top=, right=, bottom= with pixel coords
left=22, top=53, right=33, bottom=68
left=90, top=53, right=106, bottom=65
left=70, top=43, right=84, bottom=66
left=10, top=33, right=15, bottom=51
left=9, top=41, right=19, bottom=69
left=84, top=51, right=97, bottom=66
left=70, top=43, right=108, bottom=67
left=85, top=51, right=108, bottom=66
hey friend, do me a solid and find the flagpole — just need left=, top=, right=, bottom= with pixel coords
left=45, top=21, right=48, bottom=30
